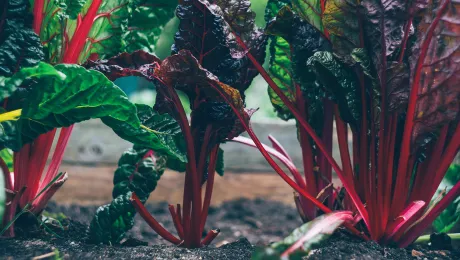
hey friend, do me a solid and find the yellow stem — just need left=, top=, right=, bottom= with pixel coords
left=0, top=109, right=22, bottom=122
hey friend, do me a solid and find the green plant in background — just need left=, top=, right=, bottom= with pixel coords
left=433, top=164, right=460, bottom=233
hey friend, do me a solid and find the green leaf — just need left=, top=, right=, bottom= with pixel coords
left=323, top=0, right=361, bottom=60
left=433, top=165, right=460, bottom=233
left=122, top=0, right=177, bottom=54
left=0, top=63, right=186, bottom=162
left=0, top=148, right=13, bottom=172
left=61, top=0, right=86, bottom=19
left=307, top=51, right=361, bottom=128
left=264, top=0, right=295, bottom=121
left=265, top=6, right=330, bottom=134
left=89, top=146, right=167, bottom=244
left=251, top=212, right=353, bottom=260
left=216, top=147, right=224, bottom=176
left=37, top=0, right=131, bottom=63
left=0, top=62, right=65, bottom=100
left=110, top=104, right=187, bottom=164
left=433, top=196, right=460, bottom=233
left=291, top=0, right=323, bottom=32
left=0, top=0, right=44, bottom=76
left=79, top=0, right=131, bottom=61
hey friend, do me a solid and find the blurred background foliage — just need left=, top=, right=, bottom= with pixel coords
left=115, top=0, right=276, bottom=120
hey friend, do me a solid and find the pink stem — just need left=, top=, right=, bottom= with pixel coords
left=231, top=136, right=306, bottom=189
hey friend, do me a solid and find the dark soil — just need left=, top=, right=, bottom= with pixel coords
left=1, top=198, right=459, bottom=259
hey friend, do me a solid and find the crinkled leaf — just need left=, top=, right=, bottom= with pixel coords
left=0, top=63, right=186, bottom=162
left=89, top=146, right=166, bottom=244
left=79, top=0, right=131, bottom=61
left=266, top=6, right=330, bottom=134
left=121, top=0, right=176, bottom=54
left=173, top=0, right=266, bottom=96
left=252, top=212, right=353, bottom=260
left=264, top=0, right=295, bottom=121
left=433, top=164, right=460, bottom=233
left=307, top=51, right=361, bottom=128
left=0, top=0, right=43, bottom=76
left=155, top=50, right=252, bottom=146
left=216, top=147, right=224, bottom=176
left=84, top=50, right=161, bottom=81
left=410, top=0, right=460, bottom=148
left=291, top=0, right=323, bottom=32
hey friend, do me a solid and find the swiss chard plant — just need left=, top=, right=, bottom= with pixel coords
left=85, top=0, right=266, bottom=248
left=229, top=0, right=460, bottom=247
left=0, top=0, right=181, bottom=237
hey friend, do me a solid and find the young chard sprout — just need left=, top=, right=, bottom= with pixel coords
left=230, top=0, right=460, bottom=247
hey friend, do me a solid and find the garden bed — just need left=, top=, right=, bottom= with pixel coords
left=1, top=199, right=459, bottom=259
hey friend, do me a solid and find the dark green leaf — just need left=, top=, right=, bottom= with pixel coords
left=121, top=0, right=176, bottom=54
left=264, top=0, right=295, bottom=121
left=0, top=63, right=187, bottom=162
left=433, top=165, right=460, bottom=233
left=89, top=146, right=167, bottom=244
left=216, top=147, right=224, bottom=176
left=62, top=0, right=86, bottom=19
left=265, top=6, right=330, bottom=133
left=0, top=0, right=43, bottom=76
left=251, top=212, right=353, bottom=260
left=110, top=104, right=187, bottom=164
left=291, top=0, right=323, bottom=32
left=307, top=51, right=361, bottom=128
left=0, top=148, right=13, bottom=172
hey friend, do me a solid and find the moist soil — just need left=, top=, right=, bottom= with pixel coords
left=1, top=198, right=459, bottom=259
